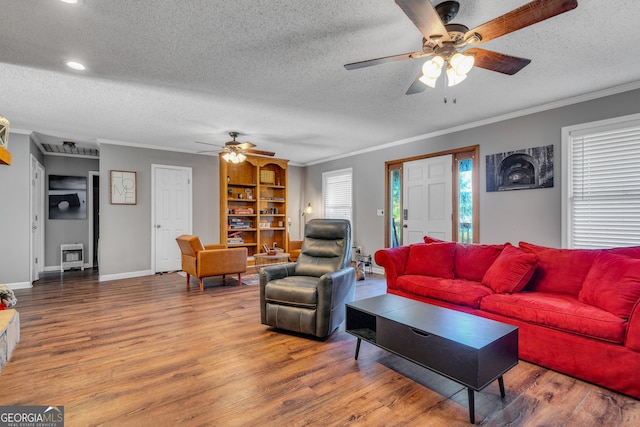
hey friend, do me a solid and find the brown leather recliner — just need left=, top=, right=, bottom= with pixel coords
left=176, top=235, right=247, bottom=291
left=259, top=219, right=356, bottom=338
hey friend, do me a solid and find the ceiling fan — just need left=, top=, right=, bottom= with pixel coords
left=196, top=132, right=275, bottom=162
left=344, top=0, right=578, bottom=95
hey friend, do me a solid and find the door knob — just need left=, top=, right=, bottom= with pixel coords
left=403, top=224, right=408, bottom=228
left=156, top=224, right=161, bottom=228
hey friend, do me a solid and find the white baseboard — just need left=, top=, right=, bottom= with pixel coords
left=4, top=281, right=32, bottom=290
left=45, top=262, right=94, bottom=272
left=99, top=269, right=154, bottom=282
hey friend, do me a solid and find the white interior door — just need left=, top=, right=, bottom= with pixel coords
left=402, top=155, right=453, bottom=244
left=30, top=156, right=45, bottom=282
left=152, top=165, right=192, bottom=273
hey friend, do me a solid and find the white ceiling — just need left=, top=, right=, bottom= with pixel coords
left=2, top=0, right=640, bottom=165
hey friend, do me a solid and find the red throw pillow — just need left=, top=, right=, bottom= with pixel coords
left=519, top=241, right=599, bottom=296
left=405, top=242, right=456, bottom=279
left=482, top=243, right=538, bottom=293
left=423, top=236, right=444, bottom=244
left=578, top=252, right=640, bottom=319
left=454, top=243, right=504, bottom=282
left=606, top=246, right=640, bottom=259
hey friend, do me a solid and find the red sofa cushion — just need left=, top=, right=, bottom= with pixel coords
left=454, top=243, right=504, bottom=282
left=396, top=275, right=493, bottom=308
left=481, top=292, right=627, bottom=343
left=482, top=243, right=538, bottom=293
left=423, top=236, right=444, bottom=244
left=578, top=252, right=640, bottom=319
left=404, top=242, right=456, bottom=279
left=519, top=242, right=599, bottom=296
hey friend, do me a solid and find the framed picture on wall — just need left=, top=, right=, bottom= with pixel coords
left=49, top=175, right=87, bottom=219
left=110, top=170, right=137, bottom=205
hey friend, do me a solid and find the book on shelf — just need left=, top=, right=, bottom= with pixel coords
left=228, top=237, right=245, bottom=244
left=232, top=208, right=254, bottom=214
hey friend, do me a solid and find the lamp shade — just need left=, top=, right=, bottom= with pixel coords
left=446, top=66, right=468, bottom=86
left=450, top=53, right=474, bottom=75
left=222, top=151, right=247, bottom=163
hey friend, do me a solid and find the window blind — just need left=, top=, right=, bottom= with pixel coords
left=322, top=168, right=352, bottom=222
left=569, top=120, right=640, bottom=248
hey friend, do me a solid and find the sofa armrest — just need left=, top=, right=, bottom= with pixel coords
left=374, top=246, right=410, bottom=290
left=625, top=299, right=640, bottom=352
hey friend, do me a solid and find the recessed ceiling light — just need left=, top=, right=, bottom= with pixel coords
left=60, top=0, right=78, bottom=4
left=66, top=61, right=86, bottom=71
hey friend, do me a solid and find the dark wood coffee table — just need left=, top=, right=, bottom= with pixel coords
left=346, top=294, right=518, bottom=424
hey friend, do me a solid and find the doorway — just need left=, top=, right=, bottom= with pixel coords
left=30, top=155, right=45, bottom=282
left=402, top=155, right=453, bottom=244
left=88, top=171, right=99, bottom=268
left=385, top=145, right=479, bottom=247
left=151, top=164, right=192, bottom=273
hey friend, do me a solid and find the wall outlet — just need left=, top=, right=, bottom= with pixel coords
left=377, top=209, right=384, bottom=216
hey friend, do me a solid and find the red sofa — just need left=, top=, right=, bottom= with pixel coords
left=374, top=239, right=640, bottom=399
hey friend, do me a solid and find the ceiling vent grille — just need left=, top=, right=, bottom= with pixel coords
left=42, top=143, right=99, bottom=157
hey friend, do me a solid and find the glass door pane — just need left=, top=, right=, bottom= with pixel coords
left=390, top=167, right=402, bottom=247
left=458, top=158, right=473, bottom=243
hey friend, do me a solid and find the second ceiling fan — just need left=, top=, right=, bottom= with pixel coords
left=197, top=132, right=275, bottom=162
left=344, top=0, right=578, bottom=94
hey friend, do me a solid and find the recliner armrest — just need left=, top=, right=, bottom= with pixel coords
left=316, top=266, right=356, bottom=337
left=317, top=267, right=356, bottom=309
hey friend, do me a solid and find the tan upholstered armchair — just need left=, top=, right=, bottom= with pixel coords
left=260, top=219, right=356, bottom=338
left=288, top=239, right=302, bottom=262
left=176, top=235, right=247, bottom=291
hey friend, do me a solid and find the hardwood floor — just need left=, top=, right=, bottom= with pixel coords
left=1, top=269, right=639, bottom=426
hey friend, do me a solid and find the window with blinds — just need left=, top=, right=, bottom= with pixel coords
left=563, top=114, right=640, bottom=248
left=322, top=168, right=352, bottom=223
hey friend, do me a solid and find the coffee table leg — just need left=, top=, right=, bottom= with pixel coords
left=467, top=388, right=475, bottom=424
left=355, top=337, right=362, bottom=360
left=498, top=376, right=505, bottom=398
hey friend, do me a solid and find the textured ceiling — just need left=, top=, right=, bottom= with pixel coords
left=2, top=0, right=640, bottom=165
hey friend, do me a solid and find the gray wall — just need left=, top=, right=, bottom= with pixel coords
left=306, top=88, right=640, bottom=264
left=0, top=132, right=32, bottom=285
left=287, top=165, right=304, bottom=240
left=98, top=144, right=219, bottom=277
left=4, top=88, right=640, bottom=285
left=43, top=156, right=99, bottom=268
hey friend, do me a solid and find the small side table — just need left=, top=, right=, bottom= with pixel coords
left=254, top=253, right=291, bottom=268
left=355, top=253, right=372, bottom=274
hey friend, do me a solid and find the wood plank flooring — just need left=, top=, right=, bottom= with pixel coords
left=1, top=269, right=639, bottom=426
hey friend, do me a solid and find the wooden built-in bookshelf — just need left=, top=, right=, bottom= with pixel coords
left=220, top=154, right=289, bottom=259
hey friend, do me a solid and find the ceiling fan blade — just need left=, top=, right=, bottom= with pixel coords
left=344, top=51, right=427, bottom=70
left=465, top=0, right=578, bottom=45
left=246, top=149, right=275, bottom=157
left=195, top=141, right=223, bottom=148
left=465, top=48, right=531, bottom=75
left=406, top=73, right=427, bottom=95
left=395, top=0, right=449, bottom=41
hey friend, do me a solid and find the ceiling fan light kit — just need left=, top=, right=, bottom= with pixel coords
left=344, top=0, right=579, bottom=95
left=222, top=151, right=247, bottom=164
left=196, top=131, right=276, bottom=162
